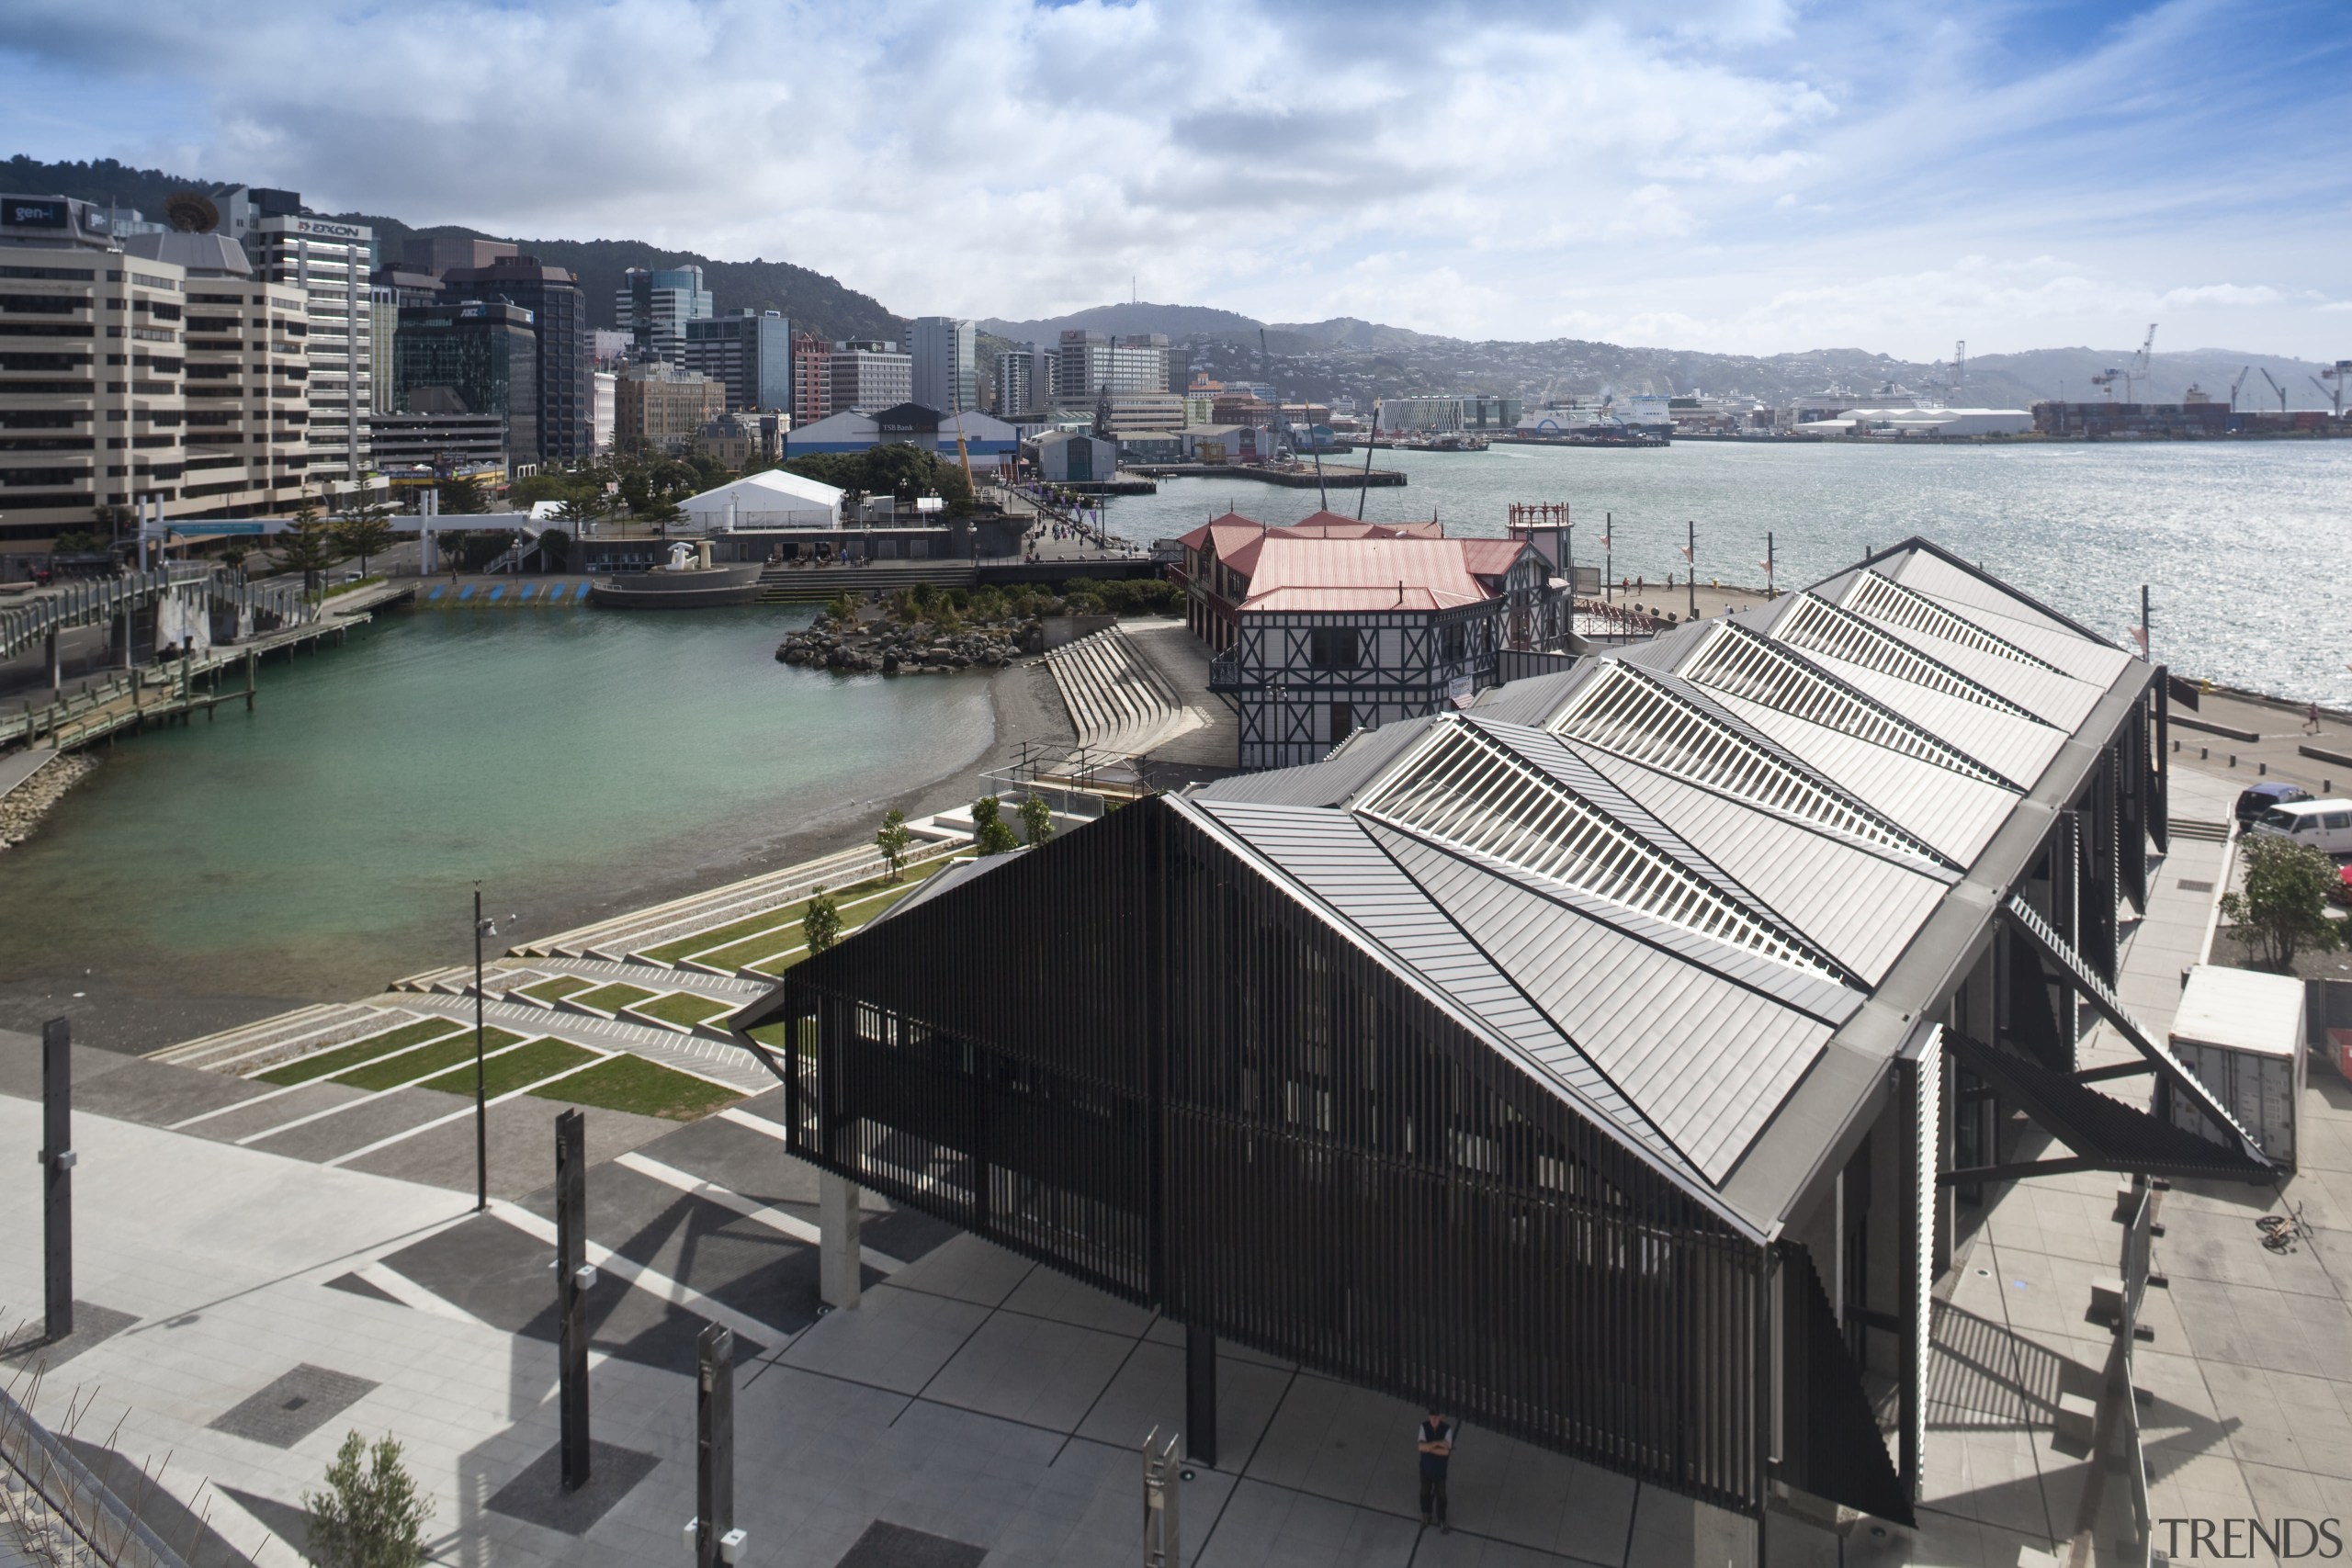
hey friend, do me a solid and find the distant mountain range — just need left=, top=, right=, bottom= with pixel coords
left=984, top=302, right=2341, bottom=412
left=12, top=155, right=2337, bottom=412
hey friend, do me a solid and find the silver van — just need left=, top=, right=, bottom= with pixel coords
left=2250, top=798, right=2352, bottom=856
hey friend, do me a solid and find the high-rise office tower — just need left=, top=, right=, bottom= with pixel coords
left=910, top=315, right=976, bottom=414
left=615, top=265, right=711, bottom=365
left=683, top=309, right=792, bottom=412
left=392, top=300, right=538, bottom=467
left=249, top=213, right=376, bottom=481
left=442, top=255, right=590, bottom=464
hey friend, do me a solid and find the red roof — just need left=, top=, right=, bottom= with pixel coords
left=1240, top=536, right=1524, bottom=614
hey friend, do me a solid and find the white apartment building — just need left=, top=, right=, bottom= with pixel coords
left=827, top=341, right=912, bottom=414
left=1057, top=330, right=1169, bottom=407
left=910, top=316, right=976, bottom=414
left=592, top=371, right=616, bottom=454
left=249, top=214, right=375, bottom=480
left=0, top=194, right=311, bottom=570
left=995, top=342, right=1057, bottom=417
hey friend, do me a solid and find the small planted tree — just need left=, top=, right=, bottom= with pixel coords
left=302, top=1430, right=430, bottom=1568
left=972, top=795, right=1020, bottom=856
left=275, top=498, right=345, bottom=597
left=333, top=502, right=398, bottom=578
left=1018, top=792, right=1055, bottom=848
left=2220, top=835, right=2345, bottom=971
left=876, top=808, right=911, bottom=881
left=803, top=884, right=842, bottom=955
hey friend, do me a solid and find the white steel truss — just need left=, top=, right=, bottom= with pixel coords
left=1770, top=594, right=2049, bottom=724
left=1361, top=719, right=1846, bottom=981
left=1546, top=663, right=1952, bottom=868
left=1679, top=623, right=2018, bottom=790
left=1839, top=570, right=2064, bottom=672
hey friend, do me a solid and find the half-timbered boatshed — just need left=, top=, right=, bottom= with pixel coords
left=733, top=538, right=2273, bottom=1542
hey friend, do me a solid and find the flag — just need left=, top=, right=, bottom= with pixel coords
left=2129, top=626, right=2149, bottom=654
left=1678, top=544, right=1693, bottom=561
left=1758, top=560, right=1773, bottom=575
left=1597, top=536, right=1611, bottom=550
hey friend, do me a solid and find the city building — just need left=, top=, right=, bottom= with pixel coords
left=214, top=186, right=302, bottom=256
left=591, top=370, right=616, bottom=453
left=1176, top=423, right=1274, bottom=463
left=1376, top=394, right=1521, bottom=434
left=910, top=316, right=977, bottom=415
left=393, top=300, right=537, bottom=470
left=613, top=363, right=726, bottom=453
left=1056, top=330, right=1169, bottom=405
left=784, top=402, right=1017, bottom=470
left=401, top=235, right=516, bottom=276
left=1210, top=390, right=1274, bottom=428
left=443, top=255, right=591, bottom=465
left=994, top=342, right=1057, bottom=418
left=368, top=265, right=444, bottom=418
left=825, top=341, right=912, bottom=415
left=692, top=411, right=764, bottom=468
left=735, top=539, right=2250, bottom=1539
left=615, top=265, right=712, bottom=365
left=1092, top=390, right=1185, bottom=435
left=249, top=213, right=376, bottom=480
left=591, top=328, right=633, bottom=366
left=1180, top=519, right=1558, bottom=765
left=790, top=330, right=831, bottom=427
left=683, top=309, right=793, bottom=413
left=119, top=230, right=312, bottom=516
left=680, top=468, right=844, bottom=531
left=367, top=412, right=506, bottom=478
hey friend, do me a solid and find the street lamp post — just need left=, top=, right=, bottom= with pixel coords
left=473, top=886, right=496, bottom=1212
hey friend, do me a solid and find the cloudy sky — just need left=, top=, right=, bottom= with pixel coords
left=5, top=0, right=2347, bottom=357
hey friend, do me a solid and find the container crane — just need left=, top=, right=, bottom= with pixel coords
left=2260, top=367, right=2290, bottom=415
left=2312, top=360, right=2349, bottom=420
left=2229, top=365, right=2252, bottom=412
left=2131, top=323, right=2157, bottom=403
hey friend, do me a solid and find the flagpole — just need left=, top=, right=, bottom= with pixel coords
left=1768, top=531, right=1775, bottom=601
left=1686, top=519, right=1697, bottom=621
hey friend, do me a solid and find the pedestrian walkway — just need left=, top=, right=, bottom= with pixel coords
left=0, top=1063, right=1790, bottom=1568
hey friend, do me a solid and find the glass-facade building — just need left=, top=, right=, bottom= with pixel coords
left=393, top=300, right=537, bottom=467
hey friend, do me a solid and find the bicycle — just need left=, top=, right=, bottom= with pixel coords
left=2256, top=1204, right=2308, bottom=1254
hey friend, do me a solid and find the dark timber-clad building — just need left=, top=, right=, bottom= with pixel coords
left=734, top=539, right=2274, bottom=1540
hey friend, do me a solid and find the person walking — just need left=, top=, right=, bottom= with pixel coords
left=1417, top=1407, right=1454, bottom=1533
left=2306, top=702, right=2324, bottom=736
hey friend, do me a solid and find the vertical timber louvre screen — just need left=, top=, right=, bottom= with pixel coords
left=771, top=797, right=1770, bottom=1511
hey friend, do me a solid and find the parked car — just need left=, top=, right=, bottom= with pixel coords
left=2235, top=780, right=2314, bottom=827
left=2248, top=798, right=2352, bottom=856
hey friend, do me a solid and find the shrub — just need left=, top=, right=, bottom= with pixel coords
left=2221, top=835, right=2344, bottom=970
left=972, top=795, right=1019, bottom=856
left=302, top=1431, right=430, bottom=1568
left=1019, top=793, right=1055, bottom=847
left=802, top=885, right=842, bottom=954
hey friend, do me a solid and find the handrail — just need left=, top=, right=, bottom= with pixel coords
left=0, top=1378, right=196, bottom=1568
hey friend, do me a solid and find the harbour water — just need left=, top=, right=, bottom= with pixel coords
left=1100, top=440, right=2352, bottom=707
left=0, top=605, right=994, bottom=1043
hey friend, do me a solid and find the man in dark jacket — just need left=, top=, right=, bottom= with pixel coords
left=1417, top=1408, right=1454, bottom=1533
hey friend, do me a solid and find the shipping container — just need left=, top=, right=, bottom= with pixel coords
left=2162, top=964, right=2306, bottom=1169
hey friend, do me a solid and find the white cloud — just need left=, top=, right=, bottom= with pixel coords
left=0, top=0, right=2344, bottom=356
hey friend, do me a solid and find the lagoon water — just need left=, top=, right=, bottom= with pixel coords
left=6, top=440, right=2346, bottom=1045
left=1102, top=439, right=2352, bottom=707
left=0, top=606, right=993, bottom=1038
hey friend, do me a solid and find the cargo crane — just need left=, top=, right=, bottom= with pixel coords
left=2091, top=324, right=2158, bottom=402
left=2312, top=360, right=2350, bottom=420
left=2229, top=365, right=2253, bottom=412
left=2260, top=367, right=2290, bottom=416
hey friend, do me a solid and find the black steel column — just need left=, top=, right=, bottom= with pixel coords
left=42, top=1018, right=73, bottom=1341
left=1184, top=1324, right=1216, bottom=1468
left=556, top=1108, right=591, bottom=1491
left=1895, top=1054, right=1922, bottom=1504
left=695, top=1323, right=735, bottom=1568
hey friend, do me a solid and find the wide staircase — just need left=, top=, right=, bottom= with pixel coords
left=1046, top=625, right=1194, bottom=756
left=758, top=561, right=979, bottom=604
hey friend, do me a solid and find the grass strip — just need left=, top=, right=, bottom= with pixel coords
left=332, top=1026, right=524, bottom=1090
left=571, top=982, right=656, bottom=1014
left=530, top=1054, right=741, bottom=1122
left=257, top=1018, right=463, bottom=1086
left=415, top=1037, right=596, bottom=1099
left=518, top=975, right=593, bottom=1003
left=631, top=991, right=734, bottom=1028
left=733, top=877, right=942, bottom=975
left=639, top=855, right=967, bottom=965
